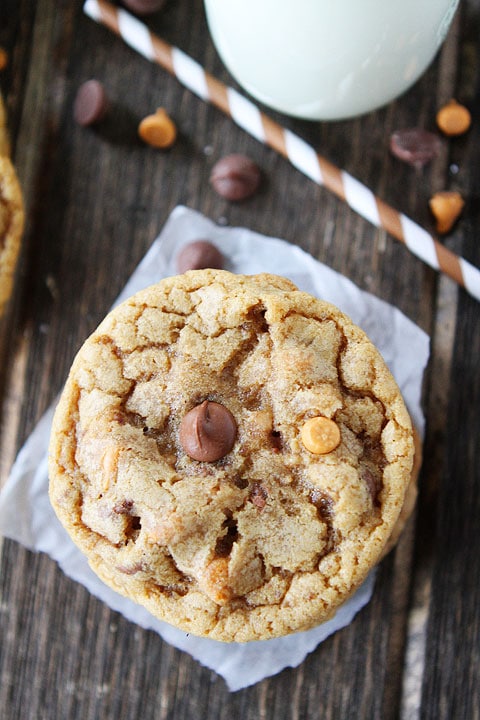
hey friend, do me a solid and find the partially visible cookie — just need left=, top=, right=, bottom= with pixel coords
left=0, top=91, right=10, bottom=157
left=0, top=154, right=24, bottom=315
left=49, top=270, right=415, bottom=642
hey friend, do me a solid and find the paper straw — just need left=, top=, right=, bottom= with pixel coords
left=83, top=0, right=480, bottom=303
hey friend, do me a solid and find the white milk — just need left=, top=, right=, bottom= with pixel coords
left=204, top=0, right=460, bottom=120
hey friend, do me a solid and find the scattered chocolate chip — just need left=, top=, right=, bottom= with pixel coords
left=176, top=240, right=224, bottom=273
left=179, top=400, right=237, bottom=462
left=390, top=128, right=442, bottom=168
left=121, top=0, right=166, bottom=14
left=210, top=154, right=261, bottom=201
left=249, top=482, right=268, bottom=510
left=73, top=79, right=109, bottom=127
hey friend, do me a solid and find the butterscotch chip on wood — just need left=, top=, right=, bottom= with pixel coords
left=138, top=108, right=177, bottom=149
left=436, top=99, right=471, bottom=137
left=49, top=270, right=415, bottom=642
left=429, top=191, right=465, bottom=234
left=0, top=155, right=25, bottom=315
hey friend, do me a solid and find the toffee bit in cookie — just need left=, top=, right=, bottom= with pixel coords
left=270, top=430, right=282, bottom=452
left=301, top=417, right=341, bottom=455
left=112, top=499, right=134, bottom=515
left=116, top=562, right=144, bottom=575
left=310, top=489, right=333, bottom=519
left=73, top=79, right=110, bottom=127
left=361, top=467, right=382, bottom=506
left=390, top=128, right=442, bottom=168
left=249, top=481, right=268, bottom=510
left=179, top=400, right=237, bottom=462
left=138, top=108, right=177, bottom=149
left=209, top=153, right=262, bottom=201
left=176, top=240, right=224, bottom=273
left=436, top=99, right=471, bottom=137
left=233, top=476, right=249, bottom=489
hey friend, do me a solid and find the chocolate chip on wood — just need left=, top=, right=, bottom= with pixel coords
left=73, top=80, right=109, bottom=126
left=209, top=154, right=261, bottom=201
left=121, top=0, right=166, bottom=15
left=390, top=128, right=442, bottom=168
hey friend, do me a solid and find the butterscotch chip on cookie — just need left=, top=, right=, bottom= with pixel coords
left=48, top=270, right=415, bottom=641
left=0, top=155, right=24, bottom=315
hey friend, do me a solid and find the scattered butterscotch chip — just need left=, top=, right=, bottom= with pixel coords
left=0, top=47, right=8, bottom=72
left=138, top=108, right=177, bottom=149
left=429, top=190, right=465, bottom=234
left=301, top=416, right=341, bottom=455
left=436, top=99, right=471, bottom=137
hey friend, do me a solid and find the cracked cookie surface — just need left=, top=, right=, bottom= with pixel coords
left=48, top=270, right=414, bottom=641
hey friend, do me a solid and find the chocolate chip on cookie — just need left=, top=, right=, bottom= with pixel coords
left=179, top=400, right=237, bottom=461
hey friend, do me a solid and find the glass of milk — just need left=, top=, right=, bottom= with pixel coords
left=204, top=0, right=460, bottom=120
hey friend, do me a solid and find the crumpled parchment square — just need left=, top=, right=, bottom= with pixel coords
left=0, top=206, right=429, bottom=690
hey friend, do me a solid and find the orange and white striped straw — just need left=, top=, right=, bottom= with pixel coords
left=84, top=0, right=480, bottom=303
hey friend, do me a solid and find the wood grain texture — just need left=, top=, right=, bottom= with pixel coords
left=1, top=1, right=479, bottom=718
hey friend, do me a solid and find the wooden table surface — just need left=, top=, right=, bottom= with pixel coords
left=1, top=1, right=479, bottom=718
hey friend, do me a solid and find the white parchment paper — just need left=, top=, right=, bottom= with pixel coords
left=0, top=206, right=429, bottom=690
